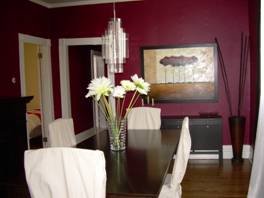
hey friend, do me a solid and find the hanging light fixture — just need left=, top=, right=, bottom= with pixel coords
left=102, top=0, right=128, bottom=73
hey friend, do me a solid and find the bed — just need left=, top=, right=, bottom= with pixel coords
left=26, top=109, right=42, bottom=139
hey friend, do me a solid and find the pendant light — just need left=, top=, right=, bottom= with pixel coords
left=102, top=0, right=128, bottom=73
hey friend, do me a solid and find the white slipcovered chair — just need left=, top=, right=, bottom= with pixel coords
left=159, top=117, right=191, bottom=198
left=48, top=118, right=77, bottom=147
left=24, top=147, right=106, bottom=198
left=127, top=107, right=161, bottom=130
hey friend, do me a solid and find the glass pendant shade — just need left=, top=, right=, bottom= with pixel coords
left=102, top=17, right=128, bottom=73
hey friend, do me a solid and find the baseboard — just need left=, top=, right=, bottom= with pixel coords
left=189, top=154, right=219, bottom=159
left=222, top=145, right=252, bottom=159
left=189, top=145, right=253, bottom=160
left=75, top=128, right=96, bottom=144
left=75, top=132, right=255, bottom=161
left=249, top=145, right=254, bottom=163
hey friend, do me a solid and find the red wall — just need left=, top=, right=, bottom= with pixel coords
left=68, top=45, right=101, bottom=133
left=0, top=0, right=51, bottom=96
left=50, top=0, right=251, bottom=144
left=0, top=0, right=254, bottom=145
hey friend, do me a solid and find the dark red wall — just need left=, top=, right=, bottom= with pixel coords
left=50, top=0, right=251, bottom=144
left=0, top=0, right=255, bottom=144
left=0, top=0, right=51, bottom=96
left=68, top=45, right=101, bottom=133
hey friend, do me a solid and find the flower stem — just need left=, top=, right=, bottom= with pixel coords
left=124, top=91, right=139, bottom=119
left=98, top=100, right=110, bottom=122
left=131, top=93, right=140, bottom=109
left=120, top=94, right=126, bottom=119
left=102, top=95, right=114, bottom=121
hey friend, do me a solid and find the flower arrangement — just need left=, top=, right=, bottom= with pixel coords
left=85, top=74, right=150, bottom=150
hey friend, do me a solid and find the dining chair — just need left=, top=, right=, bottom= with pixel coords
left=24, top=147, right=106, bottom=198
left=159, top=117, right=191, bottom=198
left=48, top=118, right=77, bottom=147
left=127, top=107, right=161, bottom=129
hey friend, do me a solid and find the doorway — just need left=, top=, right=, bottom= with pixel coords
left=24, top=43, right=43, bottom=149
left=67, top=45, right=103, bottom=136
left=19, top=33, right=54, bottom=149
left=91, top=50, right=107, bottom=130
left=59, top=37, right=115, bottom=143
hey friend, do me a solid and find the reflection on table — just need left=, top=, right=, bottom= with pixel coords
left=78, top=129, right=181, bottom=198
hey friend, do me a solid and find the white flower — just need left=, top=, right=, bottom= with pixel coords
left=113, top=86, right=126, bottom=98
left=85, top=74, right=150, bottom=123
left=131, top=74, right=150, bottom=95
left=85, top=76, right=113, bottom=101
left=121, top=80, right=136, bottom=91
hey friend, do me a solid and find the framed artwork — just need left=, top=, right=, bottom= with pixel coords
left=141, top=43, right=218, bottom=103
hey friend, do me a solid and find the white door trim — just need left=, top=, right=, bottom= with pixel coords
left=58, top=37, right=114, bottom=118
left=18, top=33, right=54, bottom=148
left=59, top=37, right=116, bottom=143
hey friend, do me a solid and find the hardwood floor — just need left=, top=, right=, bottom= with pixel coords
left=0, top=159, right=251, bottom=198
left=181, top=159, right=252, bottom=198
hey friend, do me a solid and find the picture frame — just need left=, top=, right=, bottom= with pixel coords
left=141, top=43, right=218, bottom=103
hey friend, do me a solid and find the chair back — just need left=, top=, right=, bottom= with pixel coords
left=170, top=117, right=191, bottom=187
left=24, top=147, right=106, bottom=198
left=127, top=107, right=161, bottom=129
left=48, top=118, right=77, bottom=147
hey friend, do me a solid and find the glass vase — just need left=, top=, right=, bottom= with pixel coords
left=107, top=118, right=127, bottom=151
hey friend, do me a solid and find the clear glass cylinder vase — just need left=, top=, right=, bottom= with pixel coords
left=107, top=119, right=127, bottom=151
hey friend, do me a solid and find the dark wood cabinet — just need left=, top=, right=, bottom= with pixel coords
left=0, top=96, right=33, bottom=181
left=161, top=116, right=222, bottom=162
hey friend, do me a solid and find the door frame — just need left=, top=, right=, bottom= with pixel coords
left=58, top=37, right=115, bottom=142
left=18, top=33, right=54, bottom=148
left=90, top=50, right=108, bottom=129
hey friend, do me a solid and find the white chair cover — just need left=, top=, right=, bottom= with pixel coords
left=48, top=118, right=77, bottom=147
left=24, top=147, right=106, bottom=198
left=159, top=117, right=191, bottom=198
left=127, top=107, right=161, bottom=130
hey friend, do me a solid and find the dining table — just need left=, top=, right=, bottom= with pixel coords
left=78, top=128, right=181, bottom=198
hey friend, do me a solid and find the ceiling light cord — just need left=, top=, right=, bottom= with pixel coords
left=113, top=0, right=116, bottom=19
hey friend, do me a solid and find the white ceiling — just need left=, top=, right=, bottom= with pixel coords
left=29, top=0, right=141, bottom=8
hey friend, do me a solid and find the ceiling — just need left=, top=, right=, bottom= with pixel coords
left=42, top=0, right=100, bottom=3
left=29, top=0, right=141, bottom=8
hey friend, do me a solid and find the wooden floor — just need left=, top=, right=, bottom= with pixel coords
left=181, top=159, right=252, bottom=198
left=0, top=159, right=251, bottom=198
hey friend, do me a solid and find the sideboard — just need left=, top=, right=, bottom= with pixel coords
left=161, top=115, right=222, bottom=162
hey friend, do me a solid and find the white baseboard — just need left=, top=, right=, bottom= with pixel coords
left=75, top=128, right=96, bottom=144
left=189, top=145, right=254, bottom=160
left=223, top=145, right=252, bottom=159
left=189, top=154, right=219, bottom=159
left=249, top=145, right=254, bottom=163
left=75, top=128, right=107, bottom=144
left=75, top=132, right=255, bottom=161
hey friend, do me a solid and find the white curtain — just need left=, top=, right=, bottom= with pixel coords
left=248, top=98, right=264, bottom=197
left=247, top=3, right=264, bottom=197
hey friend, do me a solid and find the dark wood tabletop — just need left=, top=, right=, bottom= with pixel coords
left=78, top=129, right=181, bottom=198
